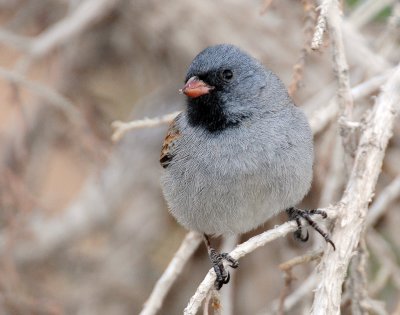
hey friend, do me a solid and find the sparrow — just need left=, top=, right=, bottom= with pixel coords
left=160, top=44, right=334, bottom=290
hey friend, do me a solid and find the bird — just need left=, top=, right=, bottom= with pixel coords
left=160, top=44, right=334, bottom=290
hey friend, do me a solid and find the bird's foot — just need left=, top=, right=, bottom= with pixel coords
left=286, top=207, right=336, bottom=250
left=208, top=248, right=239, bottom=290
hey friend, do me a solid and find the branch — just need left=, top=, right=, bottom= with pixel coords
left=0, top=66, right=82, bottom=123
left=139, top=231, right=202, bottom=315
left=32, top=0, right=120, bottom=58
left=366, top=175, right=400, bottom=227
left=311, top=0, right=332, bottom=50
left=111, top=111, right=181, bottom=142
left=12, top=0, right=121, bottom=73
left=326, top=0, right=355, bottom=170
left=348, top=0, right=396, bottom=29
left=311, top=64, right=400, bottom=315
left=307, top=72, right=390, bottom=136
left=184, top=209, right=337, bottom=315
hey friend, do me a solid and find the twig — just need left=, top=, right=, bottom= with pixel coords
left=16, top=0, right=121, bottom=73
left=376, top=2, right=400, bottom=59
left=311, top=0, right=333, bottom=50
left=184, top=209, right=337, bottom=315
left=367, top=230, right=400, bottom=290
left=288, top=0, right=316, bottom=96
left=258, top=271, right=319, bottom=315
left=139, top=231, right=202, bottom=315
left=308, top=72, right=390, bottom=135
left=259, top=0, right=273, bottom=15
left=369, top=265, right=390, bottom=296
left=279, top=250, right=323, bottom=273
left=311, top=64, right=400, bottom=315
left=348, top=238, right=369, bottom=315
left=349, top=0, right=396, bottom=29
left=0, top=29, right=32, bottom=52
left=360, top=299, right=389, bottom=315
left=0, top=66, right=82, bottom=123
left=318, top=132, right=345, bottom=205
left=277, top=250, right=322, bottom=315
left=111, top=111, right=181, bottom=142
left=366, top=175, right=400, bottom=227
left=326, top=0, right=355, bottom=171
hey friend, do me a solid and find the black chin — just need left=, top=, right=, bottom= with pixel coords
left=186, top=94, right=244, bottom=132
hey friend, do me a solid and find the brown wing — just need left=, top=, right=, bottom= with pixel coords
left=160, top=113, right=181, bottom=168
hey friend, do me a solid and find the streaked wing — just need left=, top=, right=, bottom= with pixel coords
left=160, top=113, right=182, bottom=168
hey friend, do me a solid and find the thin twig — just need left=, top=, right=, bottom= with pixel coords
left=367, top=230, right=400, bottom=290
left=139, top=231, right=202, bottom=315
left=348, top=0, right=396, bottom=29
left=348, top=238, right=369, bottom=315
left=277, top=250, right=322, bottom=315
left=0, top=66, right=82, bottom=124
left=288, top=0, right=316, bottom=96
left=308, top=72, right=390, bottom=135
left=258, top=271, right=319, bottom=315
left=366, top=175, right=400, bottom=227
left=311, top=0, right=333, bottom=50
left=111, top=111, right=181, bottom=142
left=184, top=209, right=337, bottom=315
left=326, top=0, right=355, bottom=171
left=279, top=250, right=323, bottom=273
left=15, top=0, right=121, bottom=74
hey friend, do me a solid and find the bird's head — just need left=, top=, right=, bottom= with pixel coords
left=181, top=44, right=288, bottom=132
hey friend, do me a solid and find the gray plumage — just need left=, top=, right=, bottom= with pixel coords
left=161, top=44, right=313, bottom=236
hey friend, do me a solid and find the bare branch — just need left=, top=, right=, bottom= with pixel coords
left=30, top=0, right=120, bottom=59
left=0, top=66, right=82, bottom=123
left=306, top=72, right=389, bottom=135
left=139, top=231, right=202, bottom=315
left=111, top=111, right=181, bottom=142
left=311, top=64, right=400, bottom=315
left=311, top=0, right=332, bottom=50
left=184, top=209, right=337, bottom=315
left=366, top=175, right=400, bottom=227
left=326, top=0, right=355, bottom=170
left=349, top=0, right=396, bottom=29
left=14, top=0, right=121, bottom=74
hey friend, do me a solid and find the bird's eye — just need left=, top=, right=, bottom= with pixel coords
left=221, top=69, right=233, bottom=81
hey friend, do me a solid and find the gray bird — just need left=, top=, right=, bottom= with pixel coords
left=160, top=44, right=333, bottom=289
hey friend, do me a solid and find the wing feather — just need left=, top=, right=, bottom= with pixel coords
left=160, top=114, right=181, bottom=168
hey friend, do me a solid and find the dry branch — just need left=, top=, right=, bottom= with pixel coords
left=311, top=64, right=400, bottom=315
left=366, top=175, right=400, bottom=227
left=0, top=66, right=81, bottom=123
left=326, top=0, right=355, bottom=171
left=13, top=0, right=121, bottom=73
left=111, top=111, right=181, bottom=142
left=311, top=0, right=332, bottom=50
left=349, top=0, right=396, bottom=29
left=140, top=231, right=202, bottom=315
left=184, top=209, right=337, bottom=315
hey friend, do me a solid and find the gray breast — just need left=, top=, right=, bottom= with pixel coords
left=161, top=108, right=313, bottom=235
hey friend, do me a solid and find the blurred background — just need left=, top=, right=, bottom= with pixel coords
left=0, top=0, right=399, bottom=314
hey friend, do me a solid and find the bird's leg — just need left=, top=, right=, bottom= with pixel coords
left=203, top=234, right=239, bottom=290
left=286, top=207, right=336, bottom=250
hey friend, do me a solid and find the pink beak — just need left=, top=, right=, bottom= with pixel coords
left=179, top=76, right=214, bottom=98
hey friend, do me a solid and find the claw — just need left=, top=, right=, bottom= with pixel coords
left=221, top=253, right=239, bottom=268
left=223, top=271, right=230, bottom=284
left=286, top=207, right=335, bottom=250
left=294, top=227, right=309, bottom=242
left=203, top=234, right=240, bottom=290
